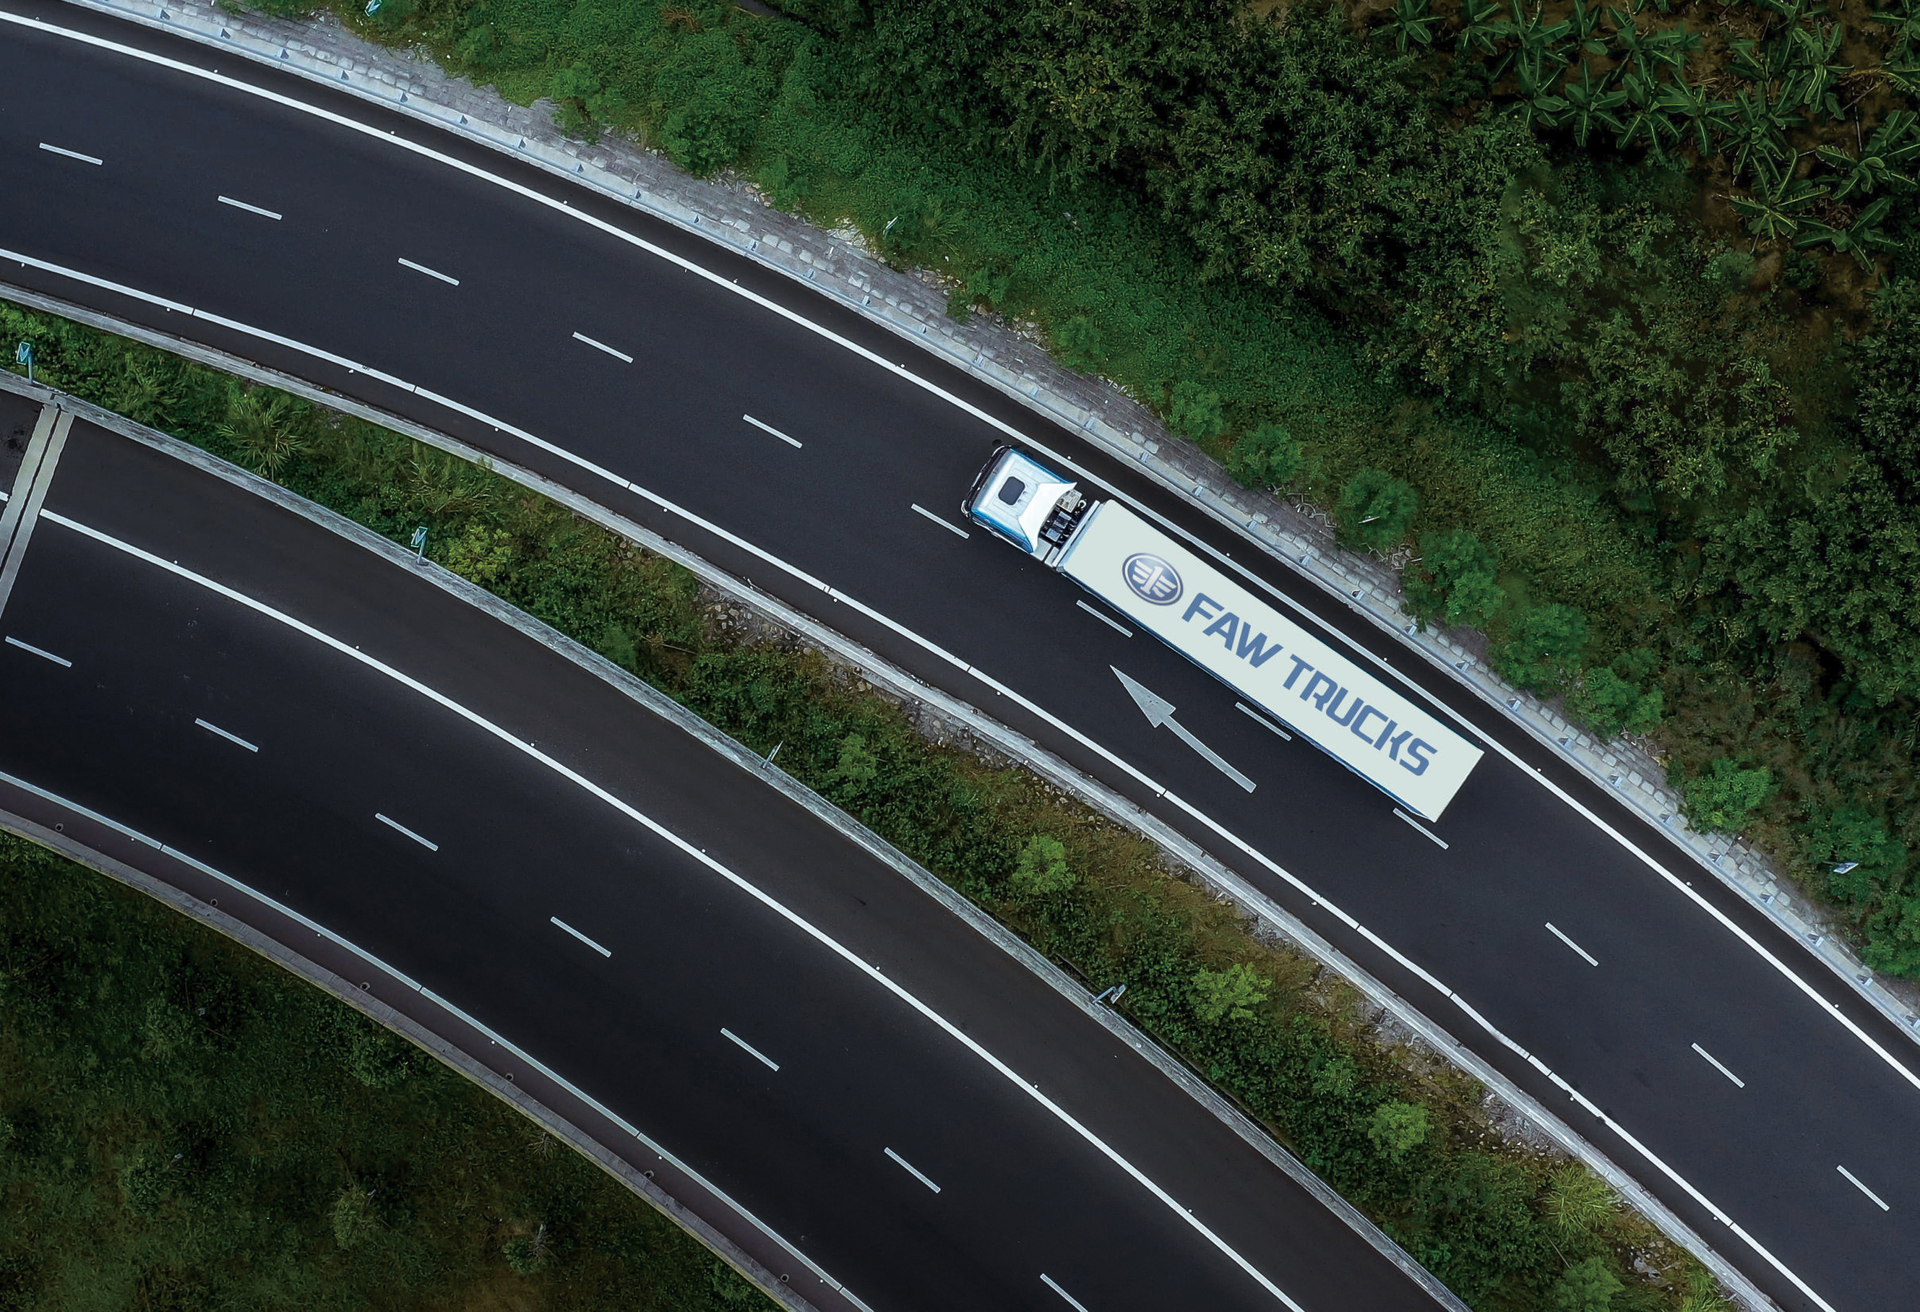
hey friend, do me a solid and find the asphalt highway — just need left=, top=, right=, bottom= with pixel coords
left=1, top=10, right=1916, bottom=1309
left=0, top=408, right=1449, bottom=1312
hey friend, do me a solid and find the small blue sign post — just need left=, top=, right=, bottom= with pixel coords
left=411, top=526, right=428, bottom=563
left=13, top=342, right=32, bottom=382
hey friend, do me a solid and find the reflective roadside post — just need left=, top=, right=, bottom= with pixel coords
left=13, top=342, right=31, bottom=383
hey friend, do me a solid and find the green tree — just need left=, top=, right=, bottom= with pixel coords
left=1379, top=0, right=1443, bottom=51
left=1682, top=759, right=1773, bottom=833
left=217, top=386, right=309, bottom=480
left=1188, top=962, right=1269, bottom=1024
left=1551, top=1256, right=1624, bottom=1311
left=1009, top=834, right=1075, bottom=896
left=1364, top=1100, right=1430, bottom=1160
left=1492, top=603, right=1588, bottom=694
left=1565, top=666, right=1663, bottom=738
left=711, top=1259, right=760, bottom=1304
left=1402, top=528, right=1502, bottom=629
left=1336, top=468, right=1418, bottom=553
left=1226, top=423, right=1304, bottom=494
left=549, top=63, right=625, bottom=142
left=1804, top=807, right=1907, bottom=907
left=503, top=1225, right=550, bottom=1274
left=1167, top=381, right=1227, bottom=441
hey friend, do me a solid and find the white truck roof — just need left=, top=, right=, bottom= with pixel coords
left=1056, top=500, right=1482, bottom=819
left=967, top=449, right=1079, bottom=557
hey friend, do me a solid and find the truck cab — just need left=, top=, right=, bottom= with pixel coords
left=963, top=446, right=1092, bottom=563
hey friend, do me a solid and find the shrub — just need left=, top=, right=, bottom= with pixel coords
left=1492, top=603, right=1588, bottom=695
left=1335, top=468, right=1417, bottom=553
left=1681, top=759, right=1774, bottom=834
left=1009, top=834, right=1074, bottom=896
left=1188, top=962, right=1269, bottom=1024
left=1550, top=1256, right=1623, bottom=1311
left=1565, top=667, right=1663, bottom=739
left=1226, top=423, right=1305, bottom=494
left=1365, top=1100, right=1430, bottom=1161
left=1402, top=528, right=1501, bottom=630
left=1167, top=381, right=1227, bottom=442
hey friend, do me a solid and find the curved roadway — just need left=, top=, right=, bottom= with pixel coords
left=1, top=10, right=1916, bottom=1309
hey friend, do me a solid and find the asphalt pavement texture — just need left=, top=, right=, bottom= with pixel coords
left=0, top=412, right=1448, bottom=1312
left=1, top=11, right=1916, bottom=1309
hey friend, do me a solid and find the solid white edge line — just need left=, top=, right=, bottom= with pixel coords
left=571, top=331, right=633, bottom=363
left=1075, top=599, right=1132, bottom=637
left=1690, top=1043, right=1746, bottom=1089
left=374, top=811, right=440, bottom=851
left=742, top=414, right=802, bottom=448
left=550, top=915, right=612, bottom=958
left=0, top=766, right=866, bottom=1308
left=193, top=717, right=259, bottom=752
left=883, top=1147, right=941, bottom=1193
left=1392, top=808, right=1448, bottom=850
left=910, top=503, right=969, bottom=539
left=397, top=256, right=459, bottom=286
left=38, top=141, right=103, bottom=165
left=721, top=1027, right=780, bottom=1072
left=1836, top=1165, right=1890, bottom=1212
left=35, top=505, right=1306, bottom=1309
left=4, top=10, right=1909, bottom=1123
left=1545, top=922, right=1599, bottom=967
left=4, top=635, right=72, bottom=667
left=1040, top=1273, right=1091, bottom=1311
left=1235, top=702, right=1291, bottom=740
left=217, top=195, right=282, bottom=220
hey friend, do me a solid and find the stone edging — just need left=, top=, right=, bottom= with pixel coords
left=0, top=306, right=1775, bottom=1311
left=47, top=0, right=1920, bottom=1041
left=0, top=804, right=821, bottom=1312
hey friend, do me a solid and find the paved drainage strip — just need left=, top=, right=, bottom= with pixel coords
left=0, top=342, right=1773, bottom=1311
left=60, top=0, right=1917, bottom=1049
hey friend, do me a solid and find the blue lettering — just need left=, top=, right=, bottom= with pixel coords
left=1385, top=729, right=1412, bottom=761
left=1283, top=655, right=1315, bottom=690
left=1371, top=717, right=1398, bottom=749
left=1202, top=611, right=1240, bottom=649
left=1303, top=672, right=1339, bottom=710
left=1352, top=706, right=1389, bottom=743
left=1402, top=739, right=1435, bottom=776
left=1323, top=689, right=1363, bottom=727
left=1182, top=594, right=1223, bottom=625
left=1236, top=628, right=1284, bottom=668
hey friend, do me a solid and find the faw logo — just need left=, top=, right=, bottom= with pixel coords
left=1123, top=553, right=1183, bottom=605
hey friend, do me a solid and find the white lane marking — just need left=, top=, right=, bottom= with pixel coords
left=721, top=1027, right=780, bottom=1071
left=1041, top=1274, right=1090, bottom=1311
left=1837, top=1164, right=1890, bottom=1211
left=1235, top=702, right=1291, bottom=740
left=572, top=331, right=632, bottom=363
left=4, top=635, right=70, bottom=667
left=0, top=770, right=869, bottom=1312
left=397, top=256, right=459, bottom=286
left=217, top=195, right=282, bottom=220
left=374, top=812, right=439, bottom=851
left=743, top=414, right=801, bottom=448
left=36, top=508, right=1302, bottom=1312
left=193, top=717, right=259, bottom=752
left=1546, top=922, right=1599, bottom=966
left=1075, top=599, right=1132, bottom=637
left=911, top=504, right=969, bottom=539
left=1691, top=1043, right=1746, bottom=1088
left=38, top=142, right=102, bottom=165
left=884, top=1147, right=941, bottom=1193
left=1392, top=808, right=1448, bottom=850
left=550, top=915, right=611, bottom=958
left=3, top=18, right=1903, bottom=1146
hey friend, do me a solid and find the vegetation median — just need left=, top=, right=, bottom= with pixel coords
left=4, top=297, right=1733, bottom=1309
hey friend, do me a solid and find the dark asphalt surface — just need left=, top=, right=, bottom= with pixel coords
left=1, top=10, right=1916, bottom=1308
left=0, top=412, right=1446, bottom=1312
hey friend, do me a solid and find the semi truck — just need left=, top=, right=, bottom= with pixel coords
left=964, top=446, right=1482, bottom=820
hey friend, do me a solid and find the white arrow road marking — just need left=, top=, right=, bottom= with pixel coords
left=1111, top=667, right=1254, bottom=792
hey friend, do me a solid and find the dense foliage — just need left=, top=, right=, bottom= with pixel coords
left=213, top=0, right=1920, bottom=974
left=0, top=834, right=768, bottom=1312
left=1, top=302, right=1729, bottom=1309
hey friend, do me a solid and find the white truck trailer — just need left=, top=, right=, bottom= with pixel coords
left=964, top=446, right=1482, bottom=820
